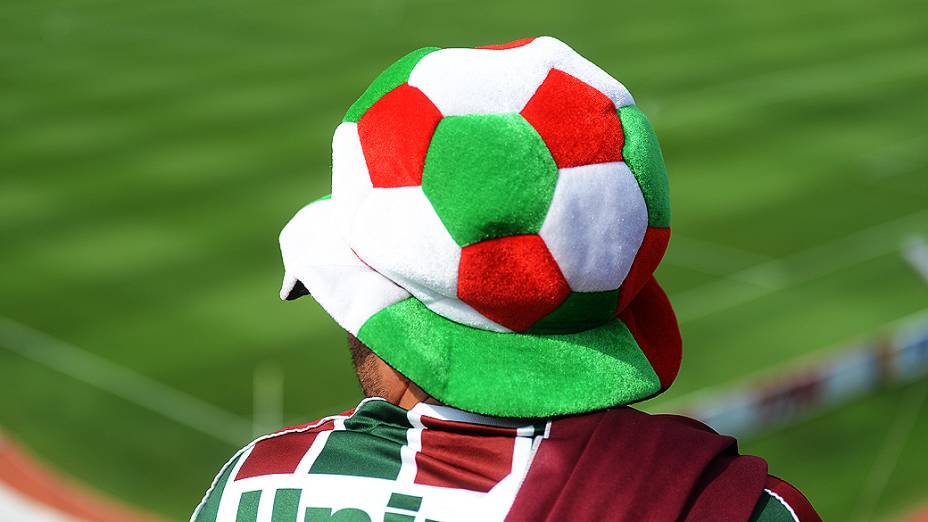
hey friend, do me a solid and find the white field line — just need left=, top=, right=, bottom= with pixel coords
left=902, top=235, right=928, bottom=285
left=669, top=208, right=928, bottom=324
left=662, top=234, right=775, bottom=283
left=853, top=378, right=928, bottom=522
left=252, top=362, right=284, bottom=438
left=0, top=316, right=251, bottom=446
left=865, top=133, right=928, bottom=180
left=653, top=37, right=926, bottom=133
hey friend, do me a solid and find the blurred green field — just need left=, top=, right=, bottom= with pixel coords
left=743, top=376, right=928, bottom=522
left=2, top=0, right=927, bottom=520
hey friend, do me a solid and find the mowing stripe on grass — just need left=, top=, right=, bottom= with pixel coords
left=663, top=234, right=774, bottom=280
left=852, top=378, right=928, bottom=522
left=670, top=208, right=928, bottom=323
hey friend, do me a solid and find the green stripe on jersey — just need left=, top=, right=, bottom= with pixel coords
left=193, top=454, right=242, bottom=522
left=343, top=47, right=440, bottom=123
left=387, top=493, right=422, bottom=511
left=305, top=507, right=372, bottom=521
left=383, top=514, right=414, bottom=522
left=749, top=491, right=797, bottom=522
left=531, top=420, right=549, bottom=438
left=618, top=106, right=670, bottom=228
left=309, top=400, right=412, bottom=479
left=272, top=489, right=301, bottom=522
left=236, top=490, right=262, bottom=522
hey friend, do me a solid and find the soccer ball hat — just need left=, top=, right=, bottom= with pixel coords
left=279, top=36, right=681, bottom=417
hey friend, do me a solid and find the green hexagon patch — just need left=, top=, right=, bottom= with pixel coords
left=618, top=106, right=670, bottom=228
left=343, top=47, right=440, bottom=123
left=423, top=113, right=559, bottom=246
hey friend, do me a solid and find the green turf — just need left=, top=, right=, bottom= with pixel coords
left=1, top=0, right=927, bottom=519
left=742, top=376, right=928, bottom=521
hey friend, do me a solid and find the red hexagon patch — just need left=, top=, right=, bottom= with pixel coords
left=520, top=68, right=624, bottom=169
left=617, top=277, right=681, bottom=390
left=458, top=234, right=571, bottom=332
left=616, top=227, right=671, bottom=313
left=477, top=37, right=537, bottom=50
left=357, top=83, right=443, bottom=188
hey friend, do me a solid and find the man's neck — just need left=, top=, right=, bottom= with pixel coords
left=396, top=382, right=440, bottom=410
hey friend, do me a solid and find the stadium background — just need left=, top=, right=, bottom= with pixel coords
left=2, top=0, right=927, bottom=520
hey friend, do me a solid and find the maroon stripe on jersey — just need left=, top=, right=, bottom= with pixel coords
left=505, top=408, right=769, bottom=521
left=765, top=475, right=822, bottom=522
left=235, top=420, right=334, bottom=480
left=414, top=416, right=518, bottom=492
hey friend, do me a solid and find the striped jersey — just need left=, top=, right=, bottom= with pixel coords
left=191, top=398, right=818, bottom=522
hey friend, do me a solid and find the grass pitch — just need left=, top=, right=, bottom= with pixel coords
left=2, top=0, right=927, bottom=519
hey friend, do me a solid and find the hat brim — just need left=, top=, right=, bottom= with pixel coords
left=280, top=197, right=681, bottom=418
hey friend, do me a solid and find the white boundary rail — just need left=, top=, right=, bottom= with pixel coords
left=674, top=310, right=928, bottom=436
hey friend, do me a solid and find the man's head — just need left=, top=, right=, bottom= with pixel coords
left=346, top=333, right=388, bottom=398
left=279, top=37, right=681, bottom=417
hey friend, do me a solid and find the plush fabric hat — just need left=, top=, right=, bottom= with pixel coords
left=279, top=36, right=681, bottom=417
